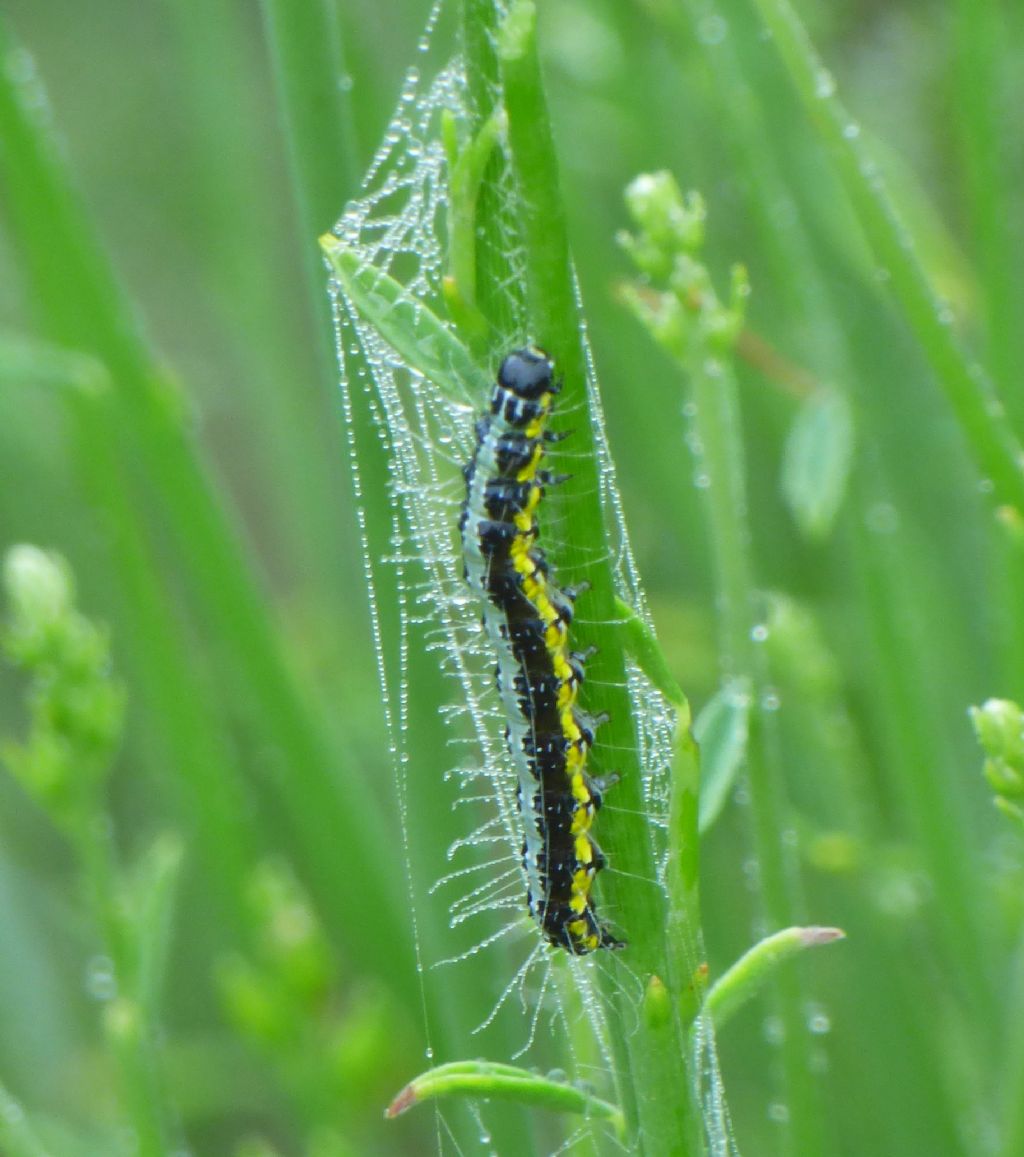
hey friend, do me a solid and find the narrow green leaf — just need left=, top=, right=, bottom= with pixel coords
left=705, top=926, right=846, bottom=1032
left=0, top=333, right=108, bottom=395
left=747, top=0, right=1024, bottom=513
left=386, top=1060, right=625, bottom=1138
left=695, top=685, right=751, bottom=834
left=127, top=834, right=185, bottom=1021
left=614, top=595, right=686, bottom=705
left=320, top=234, right=488, bottom=404
left=781, top=386, right=855, bottom=540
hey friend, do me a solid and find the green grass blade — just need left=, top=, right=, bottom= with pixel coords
left=0, top=17, right=417, bottom=1005
left=746, top=0, right=1024, bottom=512
left=500, top=7, right=700, bottom=1152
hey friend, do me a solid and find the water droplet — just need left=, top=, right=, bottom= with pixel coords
left=768, top=1101, right=791, bottom=1123
left=814, top=68, right=836, bottom=98
left=682, top=401, right=698, bottom=418
left=763, top=1015, right=785, bottom=1045
left=761, top=689, right=781, bottom=712
left=936, top=302, right=955, bottom=326
left=978, top=478, right=994, bottom=494
left=694, top=472, right=712, bottom=490
left=842, top=122, right=861, bottom=140
left=85, top=955, right=117, bottom=1001
left=697, top=14, right=728, bottom=45
left=339, top=74, right=354, bottom=93
left=750, top=623, right=769, bottom=643
left=808, top=1008, right=832, bottom=1035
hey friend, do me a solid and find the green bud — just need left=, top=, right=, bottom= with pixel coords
left=217, top=955, right=292, bottom=1047
left=625, top=172, right=705, bottom=254
left=2, top=545, right=124, bottom=825
left=249, top=860, right=333, bottom=1003
left=4, top=544, right=74, bottom=628
left=970, top=699, right=1024, bottom=771
left=642, top=974, right=672, bottom=1030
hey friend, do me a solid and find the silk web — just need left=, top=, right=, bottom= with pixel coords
left=325, top=4, right=737, bottom=1153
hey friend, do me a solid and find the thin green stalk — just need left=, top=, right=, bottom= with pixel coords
left=166, top=0, right=353, bottom=615
left=71, top=389, right=256, bottom=942
left=843, top=477, right=998, bottom=1010
left=652, top=0, right=1003, bottom=1047
left=665, top=706, right=704, bottom=1031
left=951, top=0, right=1024, bottom=431
left=461, top=0, right=526, bottom=349
left=619, top=174, right=824, bottom=1152
left=745, top=0, right=1024, bottom=512
left=686, top=352, right=824, bottom=1156
left=1002, top=931, right=1024, bottom=1156
left=499, top=7, right=699, bottom=1153
left=2, top=547, right=176, bottom=1157
left=74, top=821, right=167, bottom=1157
left=0, top=18, right=416, bottom=1003
left=258, top=0, right=360, bottom=237
left=320, top=13, right=539, bottom=1151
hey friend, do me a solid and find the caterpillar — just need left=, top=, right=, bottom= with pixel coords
left=460, top=347, right=623, bottom=955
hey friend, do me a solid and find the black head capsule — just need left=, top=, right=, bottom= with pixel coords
left=498, top=347, right=557, bottom=400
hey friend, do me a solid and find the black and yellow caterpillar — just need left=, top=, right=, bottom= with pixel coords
left=460, top=347, right=622, bottom=955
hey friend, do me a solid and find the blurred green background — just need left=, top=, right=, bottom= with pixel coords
left=2, top=0, right=1023, bottom=1154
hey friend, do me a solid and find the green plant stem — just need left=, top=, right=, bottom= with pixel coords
left=258, top=0, right=359, bottom=237
left=665, top=706, right=704, bottom=1030
left=0, top=18, right=415, bottom=1004
left=656, top=0, right=1002, bottom=1065
left=167, top=0, right=353, bottom=616
left=69, top=390, right=256, bottom=943
left=1001, top=930, right=1024, bottom=1156
left=951, top=0, right=1023, bottom=431
left=499, top=5, right=700, bottom=1153
left=684, top=352, right=824, bottom=1155
left=71, top=815, right=167, bottom=1157
left=746, top=0, right=1024, bottom=512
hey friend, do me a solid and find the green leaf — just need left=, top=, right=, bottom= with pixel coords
left=126, top=834, right=185, bottom=1020
left=781, top=386, right=854, bottom=540
left=386, top=1060, right=625, bottom=1138
left=319, top=235, right=489, bottom=404
left=695, top=685, right=750, bottom=834
left=0, top=333, right=108, bottom=394
left=614, top=596, right=686, bottom=705
left=704, top=926, right=846, bottom=1031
